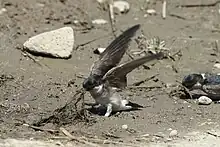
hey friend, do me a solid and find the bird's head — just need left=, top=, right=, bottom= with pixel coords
left=182, top=73, right=204, bottom=89
left=83, top=75, right=101, bottom=91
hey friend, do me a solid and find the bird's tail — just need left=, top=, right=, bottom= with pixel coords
left=126, top=101, right=144, bottom=108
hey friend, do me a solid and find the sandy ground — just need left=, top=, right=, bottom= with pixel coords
left=1, top=0, right=220, bottom=146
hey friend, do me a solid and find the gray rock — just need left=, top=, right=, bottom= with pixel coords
left=169, top=130, right=178, bottom=137
left=214, top=63, right=220, bottom=69
left=0, top=8, right=7, bottom=15
left=23, top=27, right=74, bottom=58
left=113, top=1, right=130, bottom=13
left=198, top=96, right=212, bottom=105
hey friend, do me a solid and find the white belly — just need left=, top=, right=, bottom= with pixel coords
left=89, top=84, right=123, bottom=110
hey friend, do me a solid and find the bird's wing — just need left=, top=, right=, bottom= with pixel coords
left=89, top=24, right=140, bottom=78
left=103, top=52, right=164, bottom=89
left=202, top=84, right=220, bottom=99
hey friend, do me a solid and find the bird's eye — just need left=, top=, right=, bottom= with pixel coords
left=184, top=75, right=193, bottom=82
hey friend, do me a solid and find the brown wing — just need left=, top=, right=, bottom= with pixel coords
left=90, top=24, right=140, bottom=78
left=103, top=52, right=164, bottom=88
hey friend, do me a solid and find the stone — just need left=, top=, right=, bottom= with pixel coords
left=169, top=130, right=178, bottom=137
left=0, top=8, right=7, bottom=15
left=198, top=96, right=212, bottom=105
left=96, top=0, right=107, bottom=3
left=92, top=19, right=108, bottom=25
left=214, top=63, right=220, bottom=69
left=113, top=1, right=130, bottom=13
left=146, top=9, right=156, bottom=15
left=23, top=27, right=74, bottom=58
left=122, top=124, right=128, bottom=130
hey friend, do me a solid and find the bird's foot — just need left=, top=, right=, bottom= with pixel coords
left=104, top=103, right=113, bottom=117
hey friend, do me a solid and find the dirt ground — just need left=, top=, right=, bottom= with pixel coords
left=1, top=0, right=220, bottom=146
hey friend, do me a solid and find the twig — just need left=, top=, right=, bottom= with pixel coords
left=215, top=40, right=219, bottom=55
left=169, top=14, right=186, bottom=20
left=176, top=1, right=220, bottom=8
left=23, top=124, right=59, bottom=134
left=171, top=65, right=178, bottom=73
left=102, top=132, right=121, bottom=139
left=132, top=74, right=159, bottom=86
left=60, top=127, right=99, bottom=147
left=108, top=0, right=116, bottom=37
left=176, top=81, right=193, bottom=99
left=20, top=50, right=44, bottom=67
left=75, top=33, right=111, bottom=50
left=128, top=86, right=162, bottom=90
left=206, top=131, right=220, bottom=137
left=162, top=0, right=166, bottom=19
left=86, top=138, right=139, bottom=147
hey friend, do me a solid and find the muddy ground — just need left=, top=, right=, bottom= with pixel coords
left=1, top=0, right=220, bottom=146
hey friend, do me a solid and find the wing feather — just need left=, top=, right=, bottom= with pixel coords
left=90, top=24, right=140, bottom=78
left=103, top=52, right=164, bottom=88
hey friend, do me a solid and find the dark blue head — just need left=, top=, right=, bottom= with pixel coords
left=83, top=75, right=101, bottom=91
left=182, top=74, right=204, bottom=89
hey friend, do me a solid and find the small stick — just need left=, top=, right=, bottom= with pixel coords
left=207, top=131, right=220, bottom=137
left=60, top=127, right=99, bottom=147
left=215, top=40, right=219, bottom=55
left=169, top=14, right=186, bottom=20
left=128, top=86, right=162, bottom=90
left=23, top=124, right=59, bottom=134
left=176, top=1, right=220, bottom=8
left=108, top=0, right=116, bottom=37
left=162, top=0, right=167, bottom=19
left=75, top=33, right=111, bottom=50
left=87, top=138, right=139, bottom=147
left=21, top=50, right=43, bottom=67
left=132, top=74, right=159, bottom=86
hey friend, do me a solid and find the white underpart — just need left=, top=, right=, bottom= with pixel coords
left=96, top=84, right=103, bottom=93
left=89, top=84, right=133, bottom=117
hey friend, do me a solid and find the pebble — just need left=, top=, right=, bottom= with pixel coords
left=122, top=124, right=128, bottom=130
left=23, top=27, right=74, bottom=58
left=113, top=1, right=130, bottom=13
left=93, top=47, right=106, bottom=55
left=144, top=14, right=148, bottom=18
left=198, top=96, right=212, bottom=105
left=166, top=138, right=172, bottom=142
left=167, top=128, right=172, bottom=131
left=146, top=9, right=156, bottom=15
left=214, top=63, right=220, bottom=69
left=0, top=8, right=7, bottom=15
left=92, top=19, right=108, bottom=25
left=96, top=0, right=107, bottom=3
left=169, top=130, right=178, bottom=137
left=141, top=133, right=150, bottom=137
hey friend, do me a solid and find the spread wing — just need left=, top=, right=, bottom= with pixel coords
left=89, top=24, right=140, bottom=78
left=103, top=52, right=164, bottom=88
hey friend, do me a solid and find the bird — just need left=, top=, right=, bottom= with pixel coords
left=82, top=24, right=164, bottom=117
left=182, top=73, right=220, bottom=99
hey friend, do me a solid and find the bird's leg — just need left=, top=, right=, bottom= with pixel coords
left=104, top=103, right=113, bottom=117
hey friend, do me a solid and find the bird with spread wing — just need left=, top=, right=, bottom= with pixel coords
left=83, top=24, right=164, bottom=117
